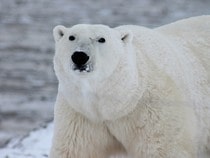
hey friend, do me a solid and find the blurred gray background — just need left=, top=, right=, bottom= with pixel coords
left=0, top=0, right=210, bottom=148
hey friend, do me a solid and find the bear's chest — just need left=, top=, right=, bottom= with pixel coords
left=62, top=78, right=141, bottom=122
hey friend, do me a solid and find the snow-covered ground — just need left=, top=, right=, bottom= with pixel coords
left=0, top=123, right=53, bottom=158
left=0, top=0, right=210, bottom=156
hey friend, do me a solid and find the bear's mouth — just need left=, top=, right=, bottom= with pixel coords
left=72, top=63, right=93, bottom=73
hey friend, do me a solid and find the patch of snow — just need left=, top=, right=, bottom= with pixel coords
left=0, top=123, right=53, bottom=158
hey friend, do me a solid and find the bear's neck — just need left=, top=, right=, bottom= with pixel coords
left=95, top=59, right=142, bottom=120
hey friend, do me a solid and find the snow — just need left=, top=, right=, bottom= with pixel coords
left=0, top=123, right=53, bottom=158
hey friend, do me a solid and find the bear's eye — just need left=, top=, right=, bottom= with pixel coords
left=98, top=38, right=106, bottom=43
left=69, top=35, right=75, bottom=41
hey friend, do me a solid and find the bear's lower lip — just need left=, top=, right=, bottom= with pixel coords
left=72, top=64, right=93, bottom=73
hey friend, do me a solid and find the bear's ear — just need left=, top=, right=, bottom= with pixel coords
left=120, top=30, right=133, bottom=44
left=53, top=25, right=66, bottom=42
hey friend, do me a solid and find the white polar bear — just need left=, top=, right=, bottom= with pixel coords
left=50, top=16, right=210, bottom=158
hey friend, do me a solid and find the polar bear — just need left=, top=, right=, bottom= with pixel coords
left=50, top=16, right=210, bottom=158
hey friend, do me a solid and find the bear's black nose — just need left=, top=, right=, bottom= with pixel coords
left=71, top=51, right=89, bottom=66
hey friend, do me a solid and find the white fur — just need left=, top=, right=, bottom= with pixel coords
left=50, top=16, right=210, bottom=158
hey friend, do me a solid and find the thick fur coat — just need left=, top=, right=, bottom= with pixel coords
left=50, top=16, right=210, bottom=158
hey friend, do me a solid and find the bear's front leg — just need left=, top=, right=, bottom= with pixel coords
left=107, top=103, right=198, bottom=158
left=49, top=95, right=123, bottom=158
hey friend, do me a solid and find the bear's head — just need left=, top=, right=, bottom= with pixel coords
left=53, top=24, right=144, bottom=121
left=53, top=24, right=133, bottom=81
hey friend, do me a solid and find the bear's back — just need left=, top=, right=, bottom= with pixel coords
left=156, top=15, right=210, bottom=84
